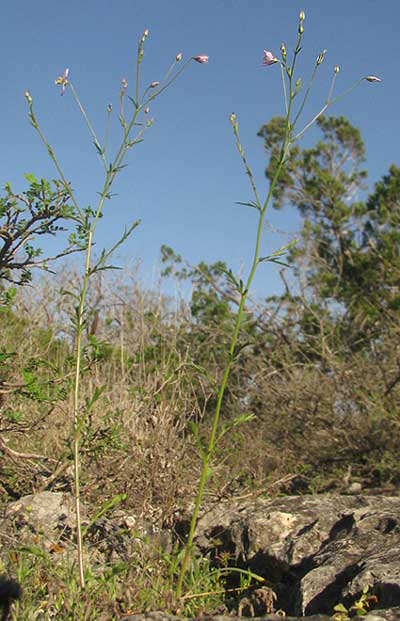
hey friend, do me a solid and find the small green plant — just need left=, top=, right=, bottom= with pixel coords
left=176, top=9, right=382, bottom=596
left=25, top=32, right=208, bottom=589
left=333, top=584, right=378, bottom=620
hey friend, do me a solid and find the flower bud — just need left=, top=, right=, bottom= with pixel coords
left=107, top=103, right=112, bottom=113
left=316, top=49, right=327, bottom=66
left=298, top=23, right=304, bottom=34
left=334, top=65, right=340, bottom=74
left=149, top=81, right=160, bottom=88
left=280, top=42, right=287, bottom=60
left=193, top=54, right=209, bottom=63
left=299, top=10, right=305, bottom=20
left=141, top=28, right=149, bottom=42
left=144, top=106, right=150, bottom=114
left=262, top=50, right=278, bottom=66
left=24, top=90, right=32, bottom=104
left=121, top=78, right=128, bottom=89
left=176, top=52, right=183, bottom=62
left=229, top=112, right=236, bottom=124
left=55, top=68, right=70, bottom=95
left=365, top=75, right=382, bottom=82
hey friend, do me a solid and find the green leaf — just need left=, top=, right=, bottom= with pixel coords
left=217, top=412, right=255, bottom=442
left=215, top=567, right=266, bottom=583
left=128, top=96, right=138, bottom=109
left=334, top=603, right=349, bottom=613
left=24, top=172, right=38, bottom=184
left=0, top=352, right=16, bottom=362
left=118, top=114, right=127, bottom=128
left=4, top=287, right=16, bottom=304
left=128, top=138, right=144, bottom=147
left=266, top=258, right=292, bottom=268
left=259, top=238, right=298, bottom=265
left=236, top=200, right=261, bottom=211
left=61, top=288, right=80, bottom=302
left=81, top=493, right=127, bottom=536
left=93, top=141, right=105, bottom=156
left=92, top=219, right=140, bottom=273
left=204, top=465, right=213, bottom=480
left=86, top=384, right=107, bottom=411
left=188, top=420, right=207, bottom=459
left=18, top=544, right=48, bottom=559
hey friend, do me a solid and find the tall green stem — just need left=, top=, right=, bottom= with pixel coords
left=30, top=49, right=195, bottom=588
left=70, top=146, right=134, bottom=586
left=176, top=92, right=294, bottom=598
left=72, top=230, right=92, bottom=588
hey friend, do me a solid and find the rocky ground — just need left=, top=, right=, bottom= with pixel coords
left=2, top=492, right=400, bottom=619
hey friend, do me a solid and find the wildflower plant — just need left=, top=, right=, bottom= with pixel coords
left=175, top=9, right=381, bottom=597
left=25, top=30, right=208, bottom=588
left=333, top=584, right=378, bottom=620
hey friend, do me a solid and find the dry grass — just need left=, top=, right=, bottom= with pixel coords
left=1, top=264, right=400, bottom=517
left=1, top=264, right=400, bottom=618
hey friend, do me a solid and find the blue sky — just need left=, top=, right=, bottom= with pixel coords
left=1, top=0, right=398, bottom=298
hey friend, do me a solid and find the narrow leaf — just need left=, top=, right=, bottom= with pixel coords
left=128, top=96, right=139, bottom=109
left=236, top=200, right=261, bottom=211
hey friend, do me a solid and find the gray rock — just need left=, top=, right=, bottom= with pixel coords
left=3, top=492, right=400, bottom=619
left=194, top=495, right=400, bottom=617
left=0, top=490, right=174, bottom=571
left=1, top=491, right=78, bottom=547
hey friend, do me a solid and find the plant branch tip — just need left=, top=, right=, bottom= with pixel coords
left=55, top=68, right=70, bottom=96
left=262, top=50, right=278, bottom=66
left=317, top=49, right=327, bottom=66
left=141, top=28, right=149, bottom=43
left=365, top=75, right=382, bottom=82
left=193, top=55, right=209, bottom=63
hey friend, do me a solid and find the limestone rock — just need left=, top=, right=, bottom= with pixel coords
left=194, top=495, right=400, bottom=617
left=1, top=491, right=78, bottom=549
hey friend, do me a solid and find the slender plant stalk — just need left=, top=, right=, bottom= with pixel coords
left=175, top=138, right=291, bottom=597
left=174, top=9, right=379, bottom=597
left=175, top=56, right=297, bottom=598
left=176, top=8, right=381, bottom=595
left=26, top=36, right=204, bottom=590
left=72, top=232, right=92, bottom=586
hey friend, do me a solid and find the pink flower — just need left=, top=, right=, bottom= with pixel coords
left=55, top=68, right=69, bottom=96
left=262, top=50, right=278, bottom=66
left=193, top=55, right=209, bottom=64
left=365, top=75, right=382, bottom=82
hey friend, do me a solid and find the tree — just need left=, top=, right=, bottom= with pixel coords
left=258, top=115, right=400, bottom=349
left=0, top=174, right=78, bottom=288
